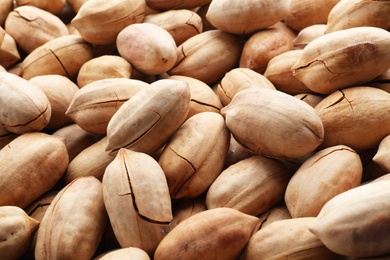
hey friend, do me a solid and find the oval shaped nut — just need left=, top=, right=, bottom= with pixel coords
left=77, top=55, right=133, bottom=88
left=102, top=149, right=172, bottom=256
left=243, top=217, right=338, bottom=260
left=167, top=75, right=222, bottom=118
left=71, top=0, right=145, bottom=45
left=15, top=0, right=66, bottom=15
left=66, top=78, right=148, bottom=135
left=106, top=79, right=190, bottom=156
left=159, top=112, right=230, bottom=199
left=257, top=204, right=291, bottom=230
left=0, top=0, right=13, bottom=25
left=154, top=208, right=260, bottom=260
left=224, top=134, right=256, bottom=169
left=168, top=30, right=244, bottom=85
left=206, top=0, right=289, bottom=35
left=0, top=125, right=18, bottom=150
left=117, top=23, right=178, bottom=75
left=309, top=180, right=390, bottom=257
left=264, top=50, right=312, bottom=95
left=285, top=145, right=362, bottom=218
left=0, top=132, right=68, bottom=208
left=35, top=177, right=107, bottom=260
left=292, top=27, right=390, bottom=94
left=0, top=206, right=39, bottom=260
left=145, top=0, right=211, bottom=11
left=63, top=137, right=114, bottom=184
left=30, top=74, right=79, bottom=130
left=0, top=28, right=21, bottom=69
left=373, top=134, right=390, bottom=172
left=95, top=247, right=150, bottom=260
left=368, top=68, right=390, bottom=91
left=20, top=35, right=94, bottom=81
left=67, top=0, right=88, bottom=12
left=144, top=9, right=203, bottom=46
left=221, top=88, right=324, bottom=159
left=294, top=93, right=324, bottom=108
left=326, top=0, right=390, bottom=33
left=315, top=86, right=390, bottom=151
left=284, top=0, right=340, bottom=32
left=170, top=196, right=207, bottom=231
left=5, top=6, right=69, bottom=54
left=0, top=72, right=51, bottom=134
left=240, top=23, right=294, bottom=74
left=293, top=24, right=327, bottom=50
left=24, top=191, right=58, bottom=222
left=218, top=68, right=275, bottom=106
left=206, top=156, right=291, bottom=216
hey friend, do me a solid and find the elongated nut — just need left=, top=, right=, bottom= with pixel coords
left=221, top=87, right=324, bottom=159
left=0, top=28, right=20, bottom=69
left=170, top=196, right=207, bottom=231
left=293, top=24, right=327, bottom=50
left=0, top=0, right=13, bottom=25
left=0, top=72, right=51, bottom=134
left=257, top=205, right=291, bottom=230
left=155, top=208, right=260, bottom=260
left=145, top=0, right=211, bottom=11
left=94, top=247, right=150, bottom=260
left=102, top=149, right=172, bottom=256
left=35, top=177, right=107, bottom=260
left=373, top=134, right=390, bottom=172
left=106, top=79, right=190, bottom=156
left=15, top=0, right=66, bottom=15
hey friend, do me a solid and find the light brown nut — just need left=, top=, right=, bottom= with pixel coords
left=154, top=208, right=260, bottom=260
left=63, top=137, right=113, bottom=184
left=102, top=149, right=172, bottom=256
left=15, top=0, right=66, bottom=15
left=77, top=55, right=133, bottom=88
left=326, top=0, right=390, bottom=33
left=29, top=74, right=79, bottom=130
left=315, top=86, right=390, bottom=151
left=221, top=88, right=324, bottom=159
left=0, top=125, right=18, bottom=150
left=294, top=93, right=324, bottom=108
left=24, top=191, right=59, bottom=223
left=52, top=123, right=100, bottom=162
left=20, top=35, right=94, bottom=80
left=0, top=132, right=68, bottom=208
left=145, top=0, right=211, bottom=11
left=106, top=79, right=190, bottom=156
left=168, top=29, right=244, bottom=85
left=0, top=206, right=40, bottom=260
left=35, top=177, right=107, bottom=260
left=5, top=6, right=69, bottom=54
left=0, top=0, right=13, bottom=26
left=239, top=23, right=294, bottom=74
left=206, top=0, right=290, bottom=35
left=206, top=155, right=291, bottom=216
left=291, top=27, right=390, bottom=94
left=0, top=72, right=51, bottom=134
left=368, top=69, right=390, bottom=91
left=159, top=112, right=230, bottom=199
left=284, top=0, right=340, bottom=32
left=167, top=75, right=222, bottom=119
left=285, top=145, right=362, bottom=218
left=218, top=68, right=275, bottom=106
left=170, top=196, right=207, bottom=231
left=0, top=28, right=21, bottom=69
left=94, top=247, right=150, bottom=260
left=257, top=204, right=291, bottom=229
left=67, top=0, right=88, bottom=13
left=144, top=9, right=203, bottom=46
left=196, top=3, right=216, bottom=32
left=309, top=180, right=390, bottom=257
left=223, top=134, right=256, bottom=169
left=71, top=0, right=145, bottom=45
left=243, top=217, right=339, bottom=260
left=66, top=78, right=147, bottom=135
left=293, top=24, right=327, bottom=50
left=372, top=134, right=390, bottom=172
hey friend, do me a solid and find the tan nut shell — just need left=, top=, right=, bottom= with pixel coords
left=206, top=155, right=291, bottom=216
left=155, top=208, right=260, bottom=260
left=0, top=132, right=68, bottom=208
left=159, top=112, right=230, bottom=199
left=293, top=24, right=327, bottom=50
left=221, top=88, right=324, bottom=159
left=294, top=93, right=324, bottom=108
left=15, top=0, right=66, bottom=15
left=106, top=79, right=190, bottom=155
left=373, top=134, right=390, bottom=172
left=170, top=196, right=207, bottom=231
left=5, top=6, right=69, bottom=54
left=144, top=9, right=203, bottom=46
left=218, top=68, right=275, bottom=106
left=315, top=86, right=390, bottom=151
left=309, top=180, right=390, bottom=257
left=223, top=134, right=256, bottom=169
left=66, top=78, right=148, bottom=135
left=243, top=217, right=338, bottom=260
left=257, top=205, right=292, bottom=229
left=0, top=28, right=21, bottom=69
left=102, top=149, right=172, bottom=255
left=94, top=247, right=150, bottom=260
left=0, top=0, right=13, bottom=26
left=71, top=0, right=145, bottom=45
left=206, top=0, right=290, bottom=35
left=0, top=72, right=51, bottom=134
left=285, top=145, right=362, bottom=218
left=168, top=29, right=244, bottom=85
left=145, top=0, right=211, bottom=11
left=20, top=35, right=94, bottom=80
left=292, top=27, right=390, bottom=94
left=35, top=177, right=107, bottom=260
left=326, top=0, right=390, bottom=33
